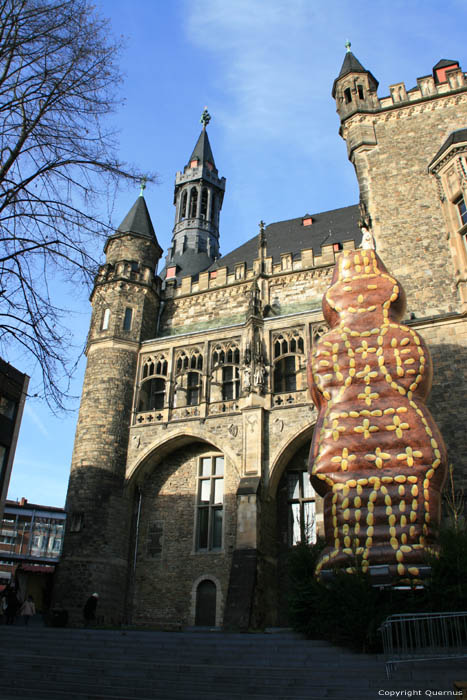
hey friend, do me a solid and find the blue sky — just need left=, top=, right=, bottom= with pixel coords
left=7, top=0, right=466, bottom=507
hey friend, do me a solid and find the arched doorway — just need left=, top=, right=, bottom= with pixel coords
left=195, top=579, right=217, bottom=626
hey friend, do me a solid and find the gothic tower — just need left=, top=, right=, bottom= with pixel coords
left=165, top=109, right=226, bottom=282
left=54, top=192, right=162, bottom=623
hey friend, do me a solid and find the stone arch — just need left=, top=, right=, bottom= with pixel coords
left=126, top=426, right=240, bottom=487
left=190, top=574, right=223, bottom=627
left=267, top=419, right=316, bottom=499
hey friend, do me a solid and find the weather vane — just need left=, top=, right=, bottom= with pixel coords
left=200, top=106, right=211, bottom=128
left=139, top=177, right=146, bottom=197
left=345, top=39, right=351, bottom=53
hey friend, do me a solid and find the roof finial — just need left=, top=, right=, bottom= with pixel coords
left=345, top=39, right=351, bottom=53
left=200, top=106, right=211, bottom=128
left=139, top=177, right=146, bottom=197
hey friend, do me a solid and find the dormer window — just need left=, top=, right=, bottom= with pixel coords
left=302, top=216, right=313, bottom=227
left=190, top=159, right=199, bottom=168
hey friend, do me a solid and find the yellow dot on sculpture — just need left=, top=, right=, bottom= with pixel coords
left=390, top=527, right=396, bottom=537
left=401, top=515, right=407, bottom=527
left=400, top=500, right=406, bottom=512
left=385, top=494, right=392, bottom=506
left=369, top=491, right=377, bottom=502
left=408, top=567, right=419, bottom=576
left=344, top=509, right=350, bottom=521
left=344, top=536, right=351, bottom=548
left=391, top=538, right=399, bottom=549
left=335, top=538, right=340, bottom=548
left=401, top=533, right=407, bottom=544
left=412, top=499, right=418, bottom=510
left=411, top=485, right=418, bottom=497
left=355, top=523, right=360, bottom=534
left=367, top=513, right=374, bottom=526
left=367, top=526, right=374, bottom=537
left=354, top=496, right=361, bottom=508
left=408, top=476, right=417, bottom=483
left=396, top=550, right=403, bottom=562
left=355, top=509, right=361, bottom=521
left=389, top=514, right=396, bottom=526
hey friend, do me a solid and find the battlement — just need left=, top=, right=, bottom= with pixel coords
left=164, top=238, right=357, bottom=299
left=381, top=66, right=466, bottom=108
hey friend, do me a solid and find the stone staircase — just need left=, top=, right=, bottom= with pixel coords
left=0, top=625, right=465, bottom=699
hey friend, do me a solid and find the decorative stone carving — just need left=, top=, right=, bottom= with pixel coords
left=307, top=249, right=447, bottom=582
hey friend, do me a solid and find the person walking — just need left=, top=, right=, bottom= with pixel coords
left=83, top=593, right=98, bottom=626
left=20, top=595, right=36, bottom=625
left=5, top=586, right=19, bottom=625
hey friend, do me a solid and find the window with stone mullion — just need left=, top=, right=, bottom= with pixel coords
left=196, top=456, right=224, bottom=551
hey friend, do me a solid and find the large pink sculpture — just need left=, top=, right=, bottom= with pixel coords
left=308, top=249, right=447, bottom=581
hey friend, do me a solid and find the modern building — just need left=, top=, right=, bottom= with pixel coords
left=54, top=50, right=467, bottom=628
left=0, top=498, right=65, bottom=611
left=0, top=359, right=29, bottom=520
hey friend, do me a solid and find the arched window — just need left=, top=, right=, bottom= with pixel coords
left=211, top=342, right=240, bottom=402
left=138, top=354, right=168, bottom=411
left=179, top=190, right=187, bottom=221
left=272, top=330, right=304, bottom=394
left=189, top=187, right=198, bottom=218
left=200, top=188, right=208, bottom=219
left=101, top=308, right=110, bottom=331
left=344, top=87, right=352, bottom=104
left=175, top=348, right=203, bottom=407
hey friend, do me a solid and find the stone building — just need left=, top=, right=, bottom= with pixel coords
left=54, top=50, right=467, bottom=628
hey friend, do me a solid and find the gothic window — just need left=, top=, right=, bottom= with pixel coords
left=456, top=195, right=467, bottom=227
left=189, top=187, right=198, bottom=218
left=272, top=329, right=304, bottom=394
left=138, top=354, right=168, bottom=411
left=211, top=342, right=240, bottom=402
left=180, top=190, right=187, bottom=221
left=200, top=187, right=208, bottom=219
left=175, top=348, right=203, bottom=406
left=123, top=307, right=133, bottom=331
left=287, top=471, right=316, bottom=545
left=196, top=455, right=224, bottom=551
left=101, top=308, right=110, bottom=331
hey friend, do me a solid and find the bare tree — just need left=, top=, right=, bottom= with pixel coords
left=0, top=0, right=154, bottom=409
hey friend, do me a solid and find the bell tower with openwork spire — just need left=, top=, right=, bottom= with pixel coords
left=165, top=109, right=226, bottom=282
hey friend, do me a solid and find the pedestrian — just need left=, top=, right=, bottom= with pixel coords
left=83, top=592, right=98, bottom=626
left=5, top=585, right=19, bottom=625
left=20, top=595, right=36, bottom=625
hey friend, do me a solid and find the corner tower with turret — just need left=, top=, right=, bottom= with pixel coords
left=165, top=109, right=226, bottom=282
left=54, top=192, right=162, bottom=624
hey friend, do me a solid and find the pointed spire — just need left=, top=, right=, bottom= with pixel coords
left=188, top=108, right=216, bottom=170
left=332, top=44, right=378, bottom=97
left=116, top=195, right=157, bottom=242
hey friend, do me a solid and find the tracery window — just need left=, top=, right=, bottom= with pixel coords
left=138, top=354, right=168, bottom=411
left=211, top=341, right=240, bottom=402
left=272, top=329, right=304, bottom=394
left=175, top=348, right=203, bottom=406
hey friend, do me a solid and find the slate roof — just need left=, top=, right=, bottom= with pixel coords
left=429, top=128, right=467, bottom=168
left=332, top=51, right=379, bottom=97
left=189, top=128, right=216, bottom=169
left=209, top=204, right=362, bottom=274
left=433, top=59, right=459, bottom=70
left=115, top=195, right=158, bottom=240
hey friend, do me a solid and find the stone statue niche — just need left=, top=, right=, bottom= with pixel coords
left=307, top=249, right=447, bottom=583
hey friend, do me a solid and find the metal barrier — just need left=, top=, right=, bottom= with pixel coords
left=380, top=611, right=467, bottom=678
